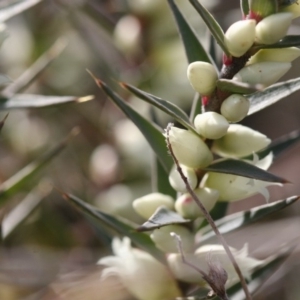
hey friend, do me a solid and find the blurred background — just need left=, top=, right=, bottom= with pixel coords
left=0, top=0, right=300, bottom=299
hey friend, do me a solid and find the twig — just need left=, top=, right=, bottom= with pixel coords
left=165, top=123, right=252, bottom=300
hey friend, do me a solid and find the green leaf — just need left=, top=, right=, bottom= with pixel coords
left=63, top=193, right=166, bottom=263
left=90, top=73, right=173, bottom=173
left=216, top=79, right=262, bottom=94
left=2, top=182, right=52, bottom=239
left=189, top=93, right=202, bottom=121
left=204, top=158, right=289, bottom=183
left=153, top=158, right=176, bottom=198
left=198, top=196, right=299, bottom=243
left=249, top=0, right=278, bottom=17
left=0, top=94, right=94, bottom=110
left=240, top=0, right=250, bottom=16
left=121, top=82, right=197, bottom=134
left=2, top=38, right=67, bottom=96
left=137, top=206, right=191, bottom=232
left=227, top=245, right=293, bottom=299
left=257, top=129, right=300, bottom=159
left=209, top=202, right=228, bottom=221
left=255, top=35, right=300, bottom=50
left=0, top=129, right=78, bottom=207
left=278, top=0, right=298, bottom=5
left=0, top=0, right=42, bottom=23
left=248, top=77, right=300, bottom=115
left=189, top=0, right=230, bottom=57
left=167, top=0, right=213, bottom=65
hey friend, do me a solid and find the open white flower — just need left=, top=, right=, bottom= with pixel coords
left=168, top=244, right=265, bottom=287
left=98, top=237, right=181, bottom=300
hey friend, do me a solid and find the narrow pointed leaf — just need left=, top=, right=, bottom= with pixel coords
left=240, top=0, right=250, bottom=16
left=0, top=94, right=94, bottom=110
left=227, top=246, right=293, bottom=299
left=248, top=77, right=300, bottom=115
left=198, top=196, right=299, bottom=243
left=257, top=129, right=300, bottom=159
left=0, top=0, right=42, bottom=23
left=167, top=0, right=213, bottom=65
left=216, top=79, right=262, bottom=94
left=63, top=193, right=166, bottom=263
left=255, top=35, right=300, bottom=50
left=0, top=129, right=78, bottom=206
left=189, top=93, right=202, bottom=121
left=153, top=158, right=176, bottom=198
left=204, top=158, right=289, bottom=183
left=2, top=38, right=67, bottom=96
left=137, top=206, right=190, bottom=232
left=189, top=0, right=230, bottom=57
left=2, top=182, right=52, bottom=239
left=90, top=75, right=173, bottom=173
left=121, top=82, right=197, bottom=134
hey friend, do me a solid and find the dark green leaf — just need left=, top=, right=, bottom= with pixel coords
left=257, top=129, right=300, bottom=159
left=199, top=196, right=299, bottom=243
left=0, top=129, right=78, bottom=206
left=240, top=0, right=250, bottom=16
left=249, top=0, right=278, bottom=17
left=153, top=158, right=176, bottom=198
left=278, top=0, right=298, bottom=5
left=0, top=94, right=94, bottom=110
left=121, top=82, right=197, bottom=134
left=64, top=193, right=166, bottom=263
left=216, top=79, right=262, bottom=94
left=248, top=77, right=300, bottom=115
left=0, top=0, right=42, bottom=23
left=167, top=0, right=213, bottom=65
left=204, top=158, right=289, bottom=183
left=227, top=245, right=293, bottom=299
left=189, top=0, right=230, bottom=57
left=137, top=206, right=191, bottom=232
left=189, top=93, right=202, bottom=121
left=209, top=202, right=229, bottom=221
left=90, top=73, right=173, bottom=173
left=2, top=38, right=67, bottom=96
left=255, top=35, right=300, bottom=50
left=2, top=182, right=52, bottom=239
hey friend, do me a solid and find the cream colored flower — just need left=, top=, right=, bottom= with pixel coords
left=99, top=237, right=181, bottom=300
left=167, top=244, right=264, bottom=287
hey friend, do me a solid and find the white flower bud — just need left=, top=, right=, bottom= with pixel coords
left=255, top=12, right=293, bottom=45
left=212, top=124, right=271, bottom=158
left=248, top=47, right=300, bottom=64
left=233, top=62, right=291, bottom=87
left=169, top=164, right=198, bottom=193
left=150, top=225, right=194, bottom=253
left=99, top=237, right=181, bottom=300
left=220, top=94, right=250, bottom=123
left=187, top=62, right=218, bottom=96
left=168, top=127, right=213, bottom=169
left=167, top=244, right=264, bottom=287
left=133, top=193, right=174, bottom=219
left=224, top=20, right=256, bottom=57
left=175, top=188, right=219, bottom=219
left=194, top=112, right=229, bottom=139
left=280, top=2, right=300, bottom=19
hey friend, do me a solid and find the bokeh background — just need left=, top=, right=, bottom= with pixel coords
left=0, top=0, right=300, bottom=299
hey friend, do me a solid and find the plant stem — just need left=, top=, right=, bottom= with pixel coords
left=165, top=124, right=252, bottom=300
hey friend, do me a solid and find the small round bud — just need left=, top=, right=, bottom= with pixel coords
left=175, top=188, right=219, bottom=219
left=255, top=12, right=293, bottom=45
left=133, top=193, right=174, bottom=219
left=212, top=124, right=271, bottom=158
left=248, top=47, right=300, bottom=64
left=224, top=20, right=256, bottom=57
left=168, top=127, right=213, bottom=169
left=233, top=62, right=291, bottom=87
left=194, top=112, right=229, bottom=139
left=187, top=62, right=218, bottom=96
left=150, top=225, right=194, bottom=253
left=169, top=164, right=198, bottom=193
left=220, top=94, right=250, bottom=123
